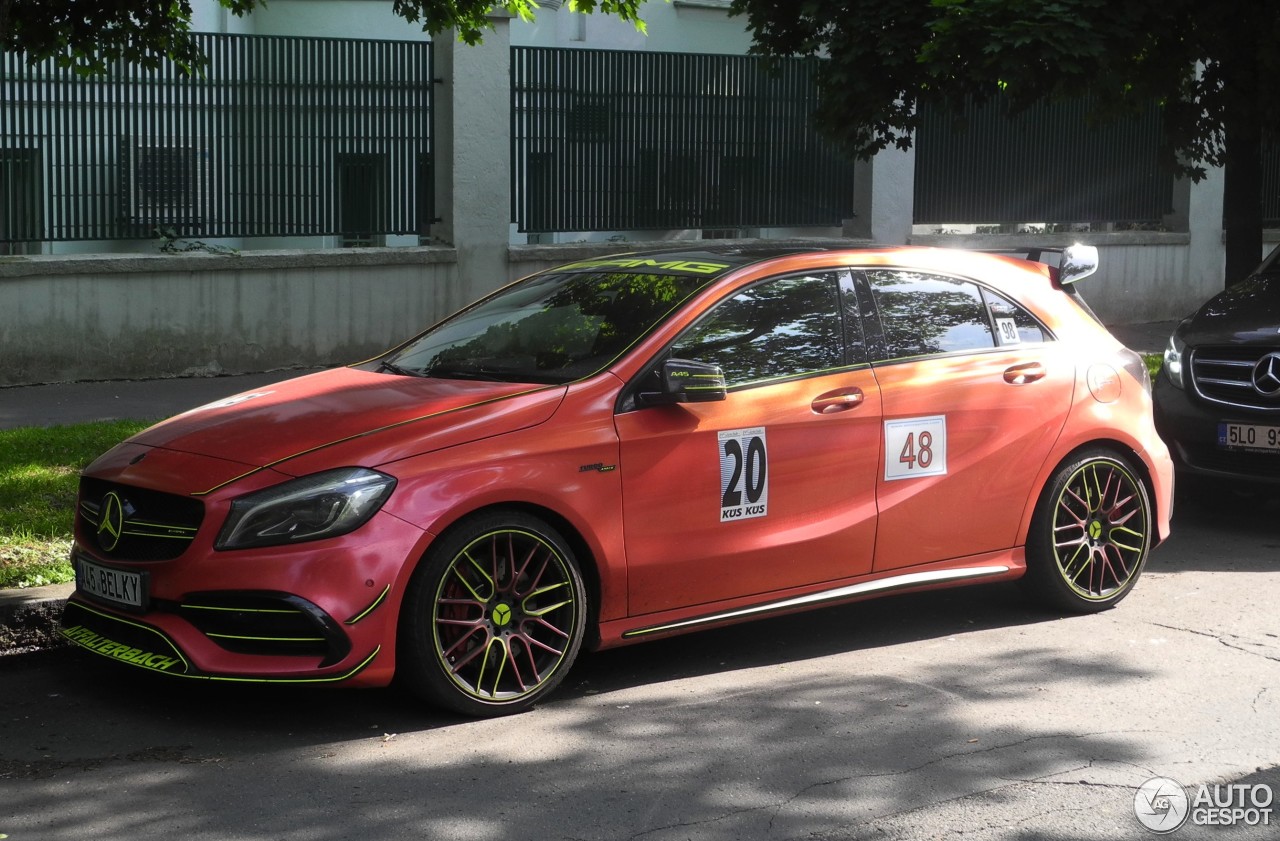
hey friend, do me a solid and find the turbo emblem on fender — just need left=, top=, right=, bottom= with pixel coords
left=97, top=491, right=126, bottom=552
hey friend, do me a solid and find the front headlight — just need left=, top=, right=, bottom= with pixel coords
left=216, top=468, right=397, bottom=550
left=1163, top=334, right=1186, bottom=389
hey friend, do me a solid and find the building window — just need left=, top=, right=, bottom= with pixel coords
left=0, top=148, right=43, bottom=255
left=337, top=152, right=388, bottom=248
left=125, top=140, right=208, bottom=226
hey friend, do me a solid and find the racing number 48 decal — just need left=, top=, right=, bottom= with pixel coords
left=884, top=416, right=948, bottom=481
left=719, top=427, right=768, bottom=521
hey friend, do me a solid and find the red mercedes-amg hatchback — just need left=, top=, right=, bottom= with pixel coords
left=63, top=245, right=1173, bottom=716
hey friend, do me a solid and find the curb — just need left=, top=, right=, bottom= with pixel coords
left=0, top=582, right=72, bottom=656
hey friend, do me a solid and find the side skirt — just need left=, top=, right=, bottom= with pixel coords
left=599, top=554, right=1024, bottom=649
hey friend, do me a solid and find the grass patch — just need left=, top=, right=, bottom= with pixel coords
left=0, top=420, right=150, bottom=589
left=1143, top=352, right=1163, bottom=382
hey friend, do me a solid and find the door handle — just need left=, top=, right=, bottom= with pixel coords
left=1004, top=362, right=1046, bottom=384
left=811, top=388, right=864, bottom=414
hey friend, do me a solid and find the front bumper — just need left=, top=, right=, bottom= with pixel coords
left=61, top=597, right=383, bottom=683
left=1153, top=375, right=1280, bottom=486
left=60, top=504, right=431, bottom=686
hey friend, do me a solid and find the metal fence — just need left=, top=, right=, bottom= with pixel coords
left=0, top=33, right=433, bottom=245
left=913, top=95, right=1174, bottom=225
left=1263, top=140, right=1280, bottom=225
left=511, top=47, right=857, bottom=233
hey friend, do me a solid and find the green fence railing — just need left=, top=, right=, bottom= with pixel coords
left=511, top=47, right=857, bottom=233
left=0, top=33, right=433, bottom=245
left=913, top=96, right=1174, bottom=226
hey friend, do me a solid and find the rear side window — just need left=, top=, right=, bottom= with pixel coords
left=866, top=270, right=993, bottom=358
left=983, top=288, right=1050, bottom=345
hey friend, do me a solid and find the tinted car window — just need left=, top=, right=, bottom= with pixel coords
left=983, top=288, right=1050, bottom=345
left=867, top=270, right=993, bottom=358
left=387, top=271, right=714, bottom=383
left=670, top=273, right=845, bottom=387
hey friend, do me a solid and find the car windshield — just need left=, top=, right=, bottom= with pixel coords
left=384, top=270, right=715, bottom=383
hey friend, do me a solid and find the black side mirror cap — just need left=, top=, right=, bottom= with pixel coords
left=639, top=358, right=727, bottom=406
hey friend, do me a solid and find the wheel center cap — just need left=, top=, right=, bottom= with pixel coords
left=491, top=602, right=513, bottom=627
left=1088, top=520, right=1104, bottom=541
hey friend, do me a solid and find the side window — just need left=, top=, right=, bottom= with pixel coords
left=867, top=270, right=993, bottom=358
left=983, top=289, right=1051, bottom=345
left=670, top=273, right=844, bottom=387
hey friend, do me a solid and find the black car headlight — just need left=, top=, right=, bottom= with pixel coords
left=1163, top=334, right=1186, bottom=389
left=216, top=468, right=397, bottom=550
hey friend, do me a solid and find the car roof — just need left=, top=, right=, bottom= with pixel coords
left=550, top=245, right=830, bottom=279
left=550, top=243, right=1066, bottom=283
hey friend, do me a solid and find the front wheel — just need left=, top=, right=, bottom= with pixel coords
left=1022, top=449, right=1153, bottom=613
left=398, top=511, right=586, bottom=717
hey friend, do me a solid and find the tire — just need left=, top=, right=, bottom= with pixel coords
left=1021, top=449, right=1153, bottom=613
left=398, top=510, right=586, bottom=717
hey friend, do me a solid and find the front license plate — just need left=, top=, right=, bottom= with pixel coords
left=1217, top=422, right=1280, bottom=452
left=75, top=556, right=148, bottom=610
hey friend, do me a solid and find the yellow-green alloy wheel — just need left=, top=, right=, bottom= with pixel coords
left=1023, top=449, right=1153, bottom=613
left=399, top=511, right=586, bottom=717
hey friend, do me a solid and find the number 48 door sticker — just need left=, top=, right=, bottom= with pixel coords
left=719, top=427, right=768, bottom=521
left=884, top=415, right=948, bottom=481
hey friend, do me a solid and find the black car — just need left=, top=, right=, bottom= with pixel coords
left=1154, top=246, right=1280, bottom=493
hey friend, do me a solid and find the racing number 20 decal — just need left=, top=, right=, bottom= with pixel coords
left=883, top=416, right=948, bottom=481
left=719, top=427, right=768, bottom=521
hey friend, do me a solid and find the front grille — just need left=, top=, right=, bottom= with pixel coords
left=1190, top=346, right=1280, bottom=411
left=78, top=478, right=204, bottom=561
left=178, top=592, right=350, bottom=664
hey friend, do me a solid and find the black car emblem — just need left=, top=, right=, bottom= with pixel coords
left=1250, top=352, right=1280, bottom=398
left=97, top=491, right=126, bottom=552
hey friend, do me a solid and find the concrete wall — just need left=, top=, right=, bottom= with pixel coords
left=0, top=249, right=461, bottom=385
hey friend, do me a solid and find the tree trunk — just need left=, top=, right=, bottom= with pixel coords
left=1220, top=4, right=1266, bottom=288
left=1222, top=139, right=1264, bottom=288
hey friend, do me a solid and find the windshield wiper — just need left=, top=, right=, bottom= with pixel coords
left=377, top=360, right=422, bottom=377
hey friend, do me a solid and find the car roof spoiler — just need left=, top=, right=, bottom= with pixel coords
left=980, top=244, right=1099, bottom=286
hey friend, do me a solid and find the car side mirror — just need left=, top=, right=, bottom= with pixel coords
left=639, top=358, right=727, bottom=406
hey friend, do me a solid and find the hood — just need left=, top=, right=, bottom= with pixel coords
left=1181, top=273, right=1280, bottom=346
left=126, top=367, right=566, bottom=474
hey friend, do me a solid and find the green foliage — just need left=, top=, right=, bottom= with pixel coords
left=728, top=0, right=1242, bottom=175
left=393, top=0, right=650, bottom=45
left=2, top=0, right=258, bottom=75
left=729, top=0, right=1280, bottom=283
left=1, top=1, right=652, bottom=73
left=0, top=421, right=149, bottom=590
left=1144, top=352, right=1163, bottom=382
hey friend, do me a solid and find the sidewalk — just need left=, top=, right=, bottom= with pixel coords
left=0, top=368, right=320, bottom=431
left=1107, top=320, right=1176, bottom=355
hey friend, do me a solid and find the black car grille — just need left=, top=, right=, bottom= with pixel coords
left=178, top=592, right=350, bottom=664
left=1190, top=346, right=1280, bottom=412
left=78, top=478, right=204, bottom=561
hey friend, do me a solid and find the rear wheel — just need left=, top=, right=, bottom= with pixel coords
left=399, top=511, right=586, bottom=717
left=1022, top=450, right=1153, bottom=613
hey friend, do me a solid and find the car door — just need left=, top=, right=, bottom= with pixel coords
left=860, top=268, right=1076, bottom=571
left=614, top=270, right=883, bottom=616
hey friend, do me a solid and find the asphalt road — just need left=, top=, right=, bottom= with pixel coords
left=2, top=495, right=1277, bottom=841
